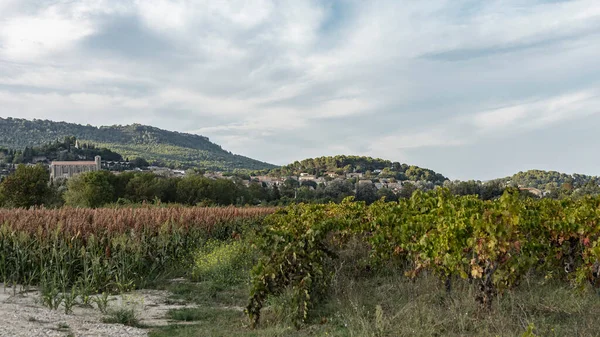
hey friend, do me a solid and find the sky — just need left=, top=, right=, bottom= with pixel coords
left=0, top=0, right=599, bottom=180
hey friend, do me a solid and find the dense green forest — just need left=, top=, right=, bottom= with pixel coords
left=0, top=117, right=275, bottom=171
left=261, top=155, right=448, bottom=184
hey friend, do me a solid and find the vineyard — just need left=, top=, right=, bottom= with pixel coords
left=0, top=206, right=275, bottom=312
left=247, top=188, right=600, bottom=328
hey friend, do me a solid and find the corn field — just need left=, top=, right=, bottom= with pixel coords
left=0, top=206, right=275, bottom=306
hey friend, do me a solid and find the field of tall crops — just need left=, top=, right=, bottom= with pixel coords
left=0, top=206, right=275, bottom=312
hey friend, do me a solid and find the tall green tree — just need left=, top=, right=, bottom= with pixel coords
left=0, top=185, right=5, bottom=207
left=210, top=179, right=239, bottom=205
left=247, top=182, right=268, bottom=204
left=399, top=182, right=417, bottom=199
left=0, top=164, right=51, bottom=208
left=377, top=187, right=398, bottom=202
left=64, top=171, right=116, bottom=207
left=176, top=175, right=213, bottom=205
left=321, top=180, right=354, bottom=202
left=124, top=172, right=174, bottom=202
left=356, top=183, right=378, bottom=204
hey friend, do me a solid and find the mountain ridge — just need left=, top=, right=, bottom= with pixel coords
left=0, top=117, right=275, bottom=171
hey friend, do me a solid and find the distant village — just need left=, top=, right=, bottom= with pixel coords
left=71, top=157, right=418, bottom=191
left=228, top=171, right=413, bottom=194
left=0, top=154, right=550, bottom=199
left=0, top=154, right=430, bottom=195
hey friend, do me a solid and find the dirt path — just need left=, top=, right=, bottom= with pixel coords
left=0, top=285, right=197, bottom=337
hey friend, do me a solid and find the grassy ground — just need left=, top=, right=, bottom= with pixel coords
left=148, top=275, right=600, bottom=337
left=148, top=261, right=600, bottom=337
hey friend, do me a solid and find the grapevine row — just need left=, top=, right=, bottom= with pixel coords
left=247, top=188, right=600, bottom=325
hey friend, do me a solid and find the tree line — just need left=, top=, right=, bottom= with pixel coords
left=3, top=164, right=598, bottom=209
left=0, top=165, right=382, bottom=208
left=0, top=165, right=503, bottom=209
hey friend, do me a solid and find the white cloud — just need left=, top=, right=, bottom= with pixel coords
left=0, top=91, right=148, bottom=125
left=369, top=129, right=467, bottom=152
left=471, top=90, right=600, bottom=132
left=0, top=0, right=18, bottom=15
left=136, top=0, right=275, bottom=33
left=0, top=13, right=94, bottom=60
left=1, top=0, right=600, bottom=179
left=135, top=0, right=189, bottom=32
left=472, top=104, right=529, bottom=131
left=365, top=89, right=600, bottom=167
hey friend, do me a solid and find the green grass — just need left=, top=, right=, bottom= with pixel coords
left=102, top=307, right=144, bottom=328
left=152, top=276, right=600, bottom=337
left=162, top=281, right=248, bottom=307
left=147, top=238, right=600, bottom=336
left=150, top=267, right=600, bottom=337
left=167, top=307, right=239, bottom=322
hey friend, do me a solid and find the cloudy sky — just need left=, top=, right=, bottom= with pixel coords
left=1, top=0, right=599, bottom=180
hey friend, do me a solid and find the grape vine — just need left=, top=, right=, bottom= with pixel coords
left=247, top=189, right=600, bottom=326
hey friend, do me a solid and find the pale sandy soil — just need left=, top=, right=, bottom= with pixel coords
left=0, top=285, right=197, bottom=337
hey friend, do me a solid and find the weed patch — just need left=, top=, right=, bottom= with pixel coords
left=102, top=307, right=142, bottom=328
left=191, top=240, right=255, bottom=286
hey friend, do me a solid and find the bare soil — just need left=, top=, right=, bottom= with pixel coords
left=0, top=285, right=197, bottom=337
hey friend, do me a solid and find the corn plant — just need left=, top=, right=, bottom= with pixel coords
left=0, top=206, right=275, bottom=311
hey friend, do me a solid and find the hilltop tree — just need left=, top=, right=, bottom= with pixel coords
left=377, top=187, right=398, bottom=202
left=321, top=179, right=354, bottom=202
left=131, top=157, right=150, bottom=168
left=399, top=182, right=417, bottom=199
left=356, top=182, right=378, bottom=204
left=267, top=155, right=448, bottom=185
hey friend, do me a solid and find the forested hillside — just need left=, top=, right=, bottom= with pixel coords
left=501, top=170, right=600, bottom=190
left=262, top=155, right=448, bottom=184
left=0, top=118, right=275, bottom=170
left=0, top=136, right=123, bottom=164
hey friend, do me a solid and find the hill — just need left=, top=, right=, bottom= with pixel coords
left=259, top=155, right=448, bottom=184
left=0, top=117, right=276, bottom=171
left=499, top=169, right=600, bottom=190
